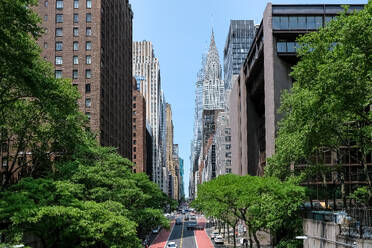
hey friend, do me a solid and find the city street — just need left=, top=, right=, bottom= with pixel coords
left=149, top=215, right=215, bottom=248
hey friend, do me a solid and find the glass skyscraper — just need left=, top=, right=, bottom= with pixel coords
left=223, top=20, right=255, bottom=90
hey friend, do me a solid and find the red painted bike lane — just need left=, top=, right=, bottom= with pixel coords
left=195, top=216, right=214, bottom=248
left=149, top=222, right=175, bottom=248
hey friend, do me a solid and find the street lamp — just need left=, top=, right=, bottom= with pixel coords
left=296, top=235, right=357, bottom=248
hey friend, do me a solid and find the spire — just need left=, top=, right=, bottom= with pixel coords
left=210, top=29, right=216, bottom=50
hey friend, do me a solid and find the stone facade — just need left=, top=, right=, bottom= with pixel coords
left=230, top=3, right=366, bottom=181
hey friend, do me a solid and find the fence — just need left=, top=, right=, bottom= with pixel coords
left=303, top=208, right=372, bottom=239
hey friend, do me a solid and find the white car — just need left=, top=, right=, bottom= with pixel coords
left=167, top=241, right=177, bottom=247
left=214, top=235, right=224, bottom=244
left=211, top=230, right=220, bottom=239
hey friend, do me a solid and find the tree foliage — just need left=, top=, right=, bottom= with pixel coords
left=193, top=175, right=305, bottom=248
left=0, top=0, right=170, bottom=246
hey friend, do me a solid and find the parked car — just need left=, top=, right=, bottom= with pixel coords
left=152, top=226, right=161, bottom=234
left=214, top=235, right=224, bottom=244
left=240, top=238, right=249, bottom=248
left=211, top=230, right=220, bottom=239
left=167, top=241, right=177, bottom=248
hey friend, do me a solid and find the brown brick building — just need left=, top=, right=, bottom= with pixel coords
left=132, top=78, right=147, bottom=173
left=35, top=0, right=133, bottom=159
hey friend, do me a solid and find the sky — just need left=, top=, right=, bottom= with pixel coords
left=131, top=0, right=367, bottom=198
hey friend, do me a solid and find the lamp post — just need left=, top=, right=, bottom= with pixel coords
left=296, top=235, right=357, bottom=248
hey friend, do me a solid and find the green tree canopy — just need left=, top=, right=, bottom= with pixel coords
left=193, top=175, right=305, bottom=248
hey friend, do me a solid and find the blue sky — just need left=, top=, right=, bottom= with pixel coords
left=131, top=0, right=366, bottom=197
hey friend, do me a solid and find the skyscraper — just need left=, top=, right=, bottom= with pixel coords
left=35, top=0, right=133, bottom=159
left=203, top=31, right=225, bottom=110
left=190, top=31, right=225, bottom=197
left=133, top=41, right=163, bottom=188
left=223, top=20, right=255, bottom=90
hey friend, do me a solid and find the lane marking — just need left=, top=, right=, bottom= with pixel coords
left=180, top=220, right=184, bottom=248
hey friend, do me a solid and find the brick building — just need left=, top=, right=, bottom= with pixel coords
left=132, top=78, right=147, bottom=173
left=35, top=0, right=133, bottom=159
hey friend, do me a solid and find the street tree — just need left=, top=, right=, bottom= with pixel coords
left=193, top=175, right=305, bottom=248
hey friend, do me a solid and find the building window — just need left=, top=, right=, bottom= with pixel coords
left=86, top=0, right=92, bottom=8
left=73, top=56, right=79, bottom=65
left=225, top=136, right=231, bottom=142
left=44, top=15, right=48, bottom=21
left=225, top=152, right=231, bottom=158
left=56, top=14, right=63, bottom=23
left=86, top=13, right=91, bottom=22
left=85, top=112, right=91, bottom=120
left=73, top=27, right=79, bottom=36
left=133, top=140, right=136, bottom=145
left=43, top=42, right=48, bottom=48
left=133, top=154, right=136, bottom=159
left=56, top=0, right=63, bottom=9
left=56, top=28, right=63, bottom=37
left=86, top=55, right=91, bottom=64
left=44, top=1, right=48, bottom=7
left=85, top=83, right=91, bottom=93
left=133, top=118, right=136, bottom=122
left=73, top=41, right=79, bottom=51
left=273, top=15, right=323, bottom=30
left=86, top=27, right=91, bottom=36
left=85, top=69, right=91, bottom=79
left=55, top=70, right=62, bottom=79
left=86, top=41, right=91, bottom=50
left=133, top=133, right=136, bottom=137
left=225, top=144, right=231, bottom=150
left=56, top=41, right=63, bottom=51
left=72, top=70, right=78, bottom=79
left=85, top=98, right=91, bottom=107
left=55, top=56, right=63, bottom=65
left=73, top=13, right=79, bottom=23
left=74, top=0, right=79, bottom=8
left=133, top=147, right=136, bottom=152
left=277, top=41, right=298, bottom=53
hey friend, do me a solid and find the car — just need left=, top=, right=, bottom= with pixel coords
left=194, top=225, right=204, bottom=230
left=175, top=218, right=182, bottom=225
left=214, top=235, right=224, bottom=244
left=240, top=238, right=249, bottom=248
left=187, top=222, right=197, bottom=230
left=152, top=226, right=161, bottom=234
left=167, top=241, right=177, bottom=248
left=211, top=230, right=220, bottom=239
left=166, top=241, right=177, bottom=248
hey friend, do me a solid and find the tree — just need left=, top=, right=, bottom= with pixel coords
left=266, top=3, right=372, bottom=205
left=0, top=0, right=87, bottom=187
left=193, top=175, right=305, bottom=248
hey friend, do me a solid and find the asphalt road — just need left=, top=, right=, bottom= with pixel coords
left=166, top=217, right=197, bottom=248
